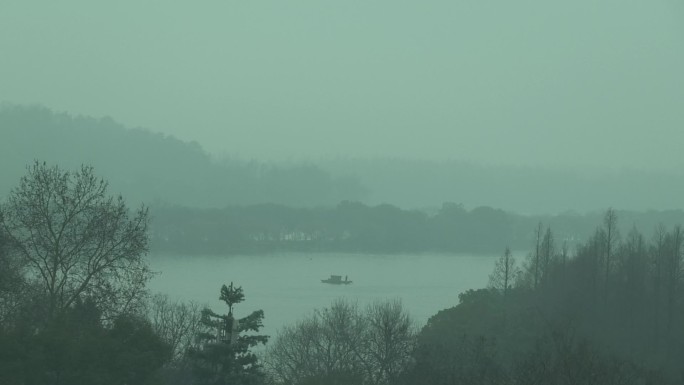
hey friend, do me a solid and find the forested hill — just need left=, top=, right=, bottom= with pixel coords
left=150, top=202, right=684, bottom=255
left=5, top=104, right=684, bottom=216
left=0, top=104, right=366, bottom=207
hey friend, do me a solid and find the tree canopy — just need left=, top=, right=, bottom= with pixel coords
left=188, top=282, right=268, bottom=385
left=0, top=161, right=151, bottom=321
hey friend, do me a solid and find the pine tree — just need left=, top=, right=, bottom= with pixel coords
left=188, top=282, right=268, bottom=385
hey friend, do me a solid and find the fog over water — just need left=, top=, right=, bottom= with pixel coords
left=147, top=253, right=498, bottom=335
left=4, top=0, right=684, bottom=383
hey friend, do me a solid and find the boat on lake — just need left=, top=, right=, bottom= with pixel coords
left=321, top=275, right=352, bottom=284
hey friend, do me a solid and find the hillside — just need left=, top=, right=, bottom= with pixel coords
left=0, top=104, right=366, bottom=207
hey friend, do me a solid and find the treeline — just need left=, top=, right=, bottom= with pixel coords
left=407, top=210, right=684, bottom=384
left=3, top=162, right=684, bottom=384
left=150, top=201, right=684, bottom=255
left=322, top=157, right=684, bottom=215
left=0, top=104, right=366, bottom=207
left=261, top=210, right=684, bottom=384
left=7, top=104, right=684, bottom=217
left=0, top=162, right=272, bottom=384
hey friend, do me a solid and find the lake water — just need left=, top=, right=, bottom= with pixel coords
left=147, top=253, right=498, bottom=336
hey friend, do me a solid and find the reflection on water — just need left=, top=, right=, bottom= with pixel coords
left=147, top=253, right=498, bottom=335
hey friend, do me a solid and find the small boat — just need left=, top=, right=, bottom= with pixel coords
left=321, top=275, right=352, bottom=285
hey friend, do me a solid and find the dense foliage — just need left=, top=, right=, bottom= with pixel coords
left=402, top=212, right=684, bottom=384
left=187, top=283, right=268, bottom=385
left=2, top=161, right=684, bottom=384
left=151, top=202, right=684, bottom=255
left=0, top=163, right=172, bottom=384
left=0, top=300, right=172, bottom=385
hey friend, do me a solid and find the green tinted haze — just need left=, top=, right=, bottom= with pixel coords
left=2, top=0, right=683, bottom=169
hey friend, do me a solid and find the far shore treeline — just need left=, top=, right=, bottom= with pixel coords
left=6, top=104, right=684, bottom=216
left=3, top=162, right=684, bottom=384
left=149, top=202, right=684, bottom=255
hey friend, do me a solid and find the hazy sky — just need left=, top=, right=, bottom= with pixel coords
left=2, top=0, right=683, bottom=169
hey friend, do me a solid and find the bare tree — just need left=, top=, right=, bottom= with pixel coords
left=363, top=300, right=417, bottom=385
left=488, top=247, right=518, bottom=296
left=265, top=299, right=416, bottom=385
left=559, top=241, right=569, bottom=282
left=265, top=299, right=366, bottom=384
left=540, top=226, right=555, bottom=283
left=533, top=222, right=543, bottom=289
left=650, top=224, right=667, bottom=347
left=0, top=161, right=151, bottom=321
left=664, top=225, right=682, bottom=332
left=149, top=293, right=203, bottom=361
left=603, top=208, right=619, bottom=304
left=616, top=226, right=648, bottom=342
left=264, top=317, right=324, bottom=384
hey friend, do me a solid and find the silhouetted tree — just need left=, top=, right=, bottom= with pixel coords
left=148, top=293, right=203, bottom=362
left=530, top=222, right=543, bottom=289
left=540, top=226, right=555, bottom=285
left=0, top=161, right=151, bottom=322
left=402, top=334, right=506, bottom=385
left=664, top=225, right=682, bottom=333
left=0, top=227, right=25, bottom=326
left=488, top=247, right=518, bottom=296
left=0, top=299, right=172, bottom=385
left=363, top=300, right=417, bottom=384
left=650, top=224, right=668, bottom=348
left=408, top=215, right=684, bottom=384
left=188, top=282, right=268, bottom=385
left=603, top=208, right=619, bottom=305
left=265, top=299, right=415, bottom=385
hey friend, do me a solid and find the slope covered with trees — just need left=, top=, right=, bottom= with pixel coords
left=404, top=212, right=684, bottom=384
left=0, top=104, right=366, bottom=208
left=5, top=104, right=684, bottom=217
left=3, top=161, right=684, bottom=384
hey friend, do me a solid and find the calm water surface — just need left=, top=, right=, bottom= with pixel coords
left=147, top=253, right=498, bottom=335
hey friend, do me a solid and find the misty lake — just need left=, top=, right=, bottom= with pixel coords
left=147, top=253, right=498, bottom=335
